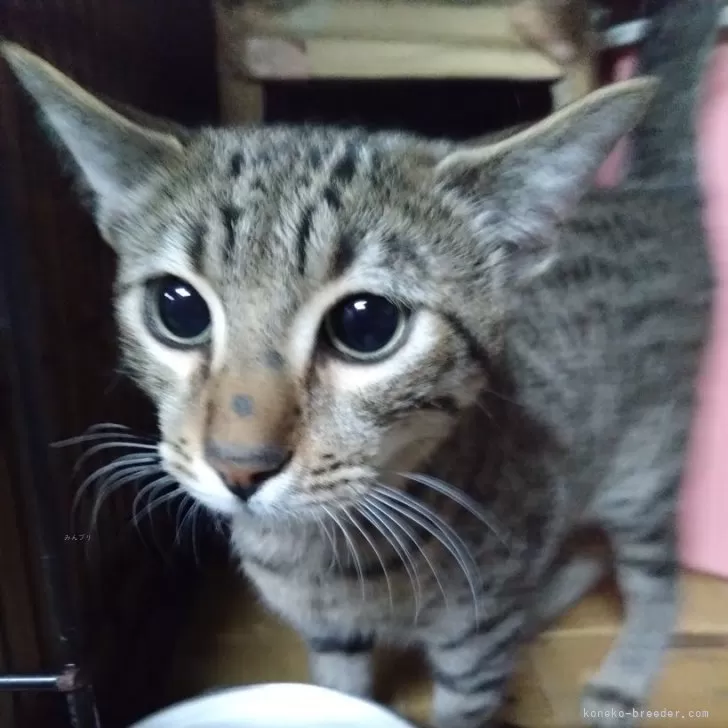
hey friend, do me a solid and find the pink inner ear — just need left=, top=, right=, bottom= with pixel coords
left=595, top=51, right=639, bottom=188
left=596, top=42, right=728, bottom=580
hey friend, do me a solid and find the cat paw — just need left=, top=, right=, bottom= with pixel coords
left=581, top=683, right=640, bottom=728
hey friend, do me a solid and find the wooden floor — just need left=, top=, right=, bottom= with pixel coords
left=165, top=566, right=728, bottom=728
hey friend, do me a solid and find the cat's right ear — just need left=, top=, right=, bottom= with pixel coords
left=1, top=42, right=186, bottom=225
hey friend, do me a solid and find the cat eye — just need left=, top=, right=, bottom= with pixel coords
left=323, top=293, right=409, bottom=362
left=146, top=275, right=212, bottom=348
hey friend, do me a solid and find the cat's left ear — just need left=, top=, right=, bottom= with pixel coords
left=1, top=42, right=186, bottom=223
left=433, top=78, right=657, bottom=247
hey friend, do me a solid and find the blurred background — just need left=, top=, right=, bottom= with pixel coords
left=0, top=2, right=554, bottom=726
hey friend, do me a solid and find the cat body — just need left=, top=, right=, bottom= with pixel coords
left=1, top=1, right=717, bottom=727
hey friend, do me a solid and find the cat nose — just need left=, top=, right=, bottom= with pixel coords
left=207, top=443, right=291, bottom=502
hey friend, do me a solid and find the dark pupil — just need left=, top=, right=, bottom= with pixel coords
left=157, top=276, right=210, bottom=340
left=329, top=295, right=400, bottom=355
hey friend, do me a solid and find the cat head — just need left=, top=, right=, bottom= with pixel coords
left=1, top=42, right=654, bottom=518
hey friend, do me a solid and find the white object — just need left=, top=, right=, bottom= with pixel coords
left=129, top=683, right=416, bottom=728
left=601, top=6, right=728, bottom=50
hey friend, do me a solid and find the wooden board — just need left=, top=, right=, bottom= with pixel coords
left=215, top=0, right=561, bottom=83
left=167, top=567, right=728, bottom=728
left=230, top=0, right=531, bottom=48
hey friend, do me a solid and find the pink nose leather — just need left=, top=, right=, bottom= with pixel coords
left=207, top=443, right=291, bottom=501
left=210, top=461, right=273, bottom=489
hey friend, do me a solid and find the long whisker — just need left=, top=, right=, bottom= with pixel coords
left=72, top=441, right=159, bottom=476
left=87, top=422, right=133, bottom=432
left=99, top=466, right=161, bottom=514
left=398, top=471, right=510, bottom=551
left=359, top=498, right=424, bottom=621
left=130, top=475, right=178, bottom=561
left=133, top=484, right=183, bottom=523
left=475, top=399, right=495, bottom=423
left=88, top=465, right=157, bottom=537
left=72, top=454, right=158, bottom=524
left=345, top=508, right=394, bottom=613
left=357, top=500, right=423, bottom=620
left=174, top=497, right=194, bottom=547
left=481, top=386, right=520, bottom=407
left=72, top=450, right=158, bottom=494
left=322, top=505, right=366, bottom=601
left=376, top=486, right=479, bottom=579
left=368, top=491, right=451, bottom=614
left=99, top=455, right=161, bottom=494
left=131, top=475, right=176, bottom=527
left=314, top=512, right=339, bottom=572
left=53, top=431, right=157, bottom=449
left=372, top=486, right=481, bottom=622
left=176, top=498, right=199, bottom=554
left=89, top=466, right=144, bottom=533
left=85, top=422, right=158, bottom=439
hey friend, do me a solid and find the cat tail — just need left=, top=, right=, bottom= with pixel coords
left=626, top=0, right=722, bottom=189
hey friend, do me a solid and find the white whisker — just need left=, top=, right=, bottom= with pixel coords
left=72, top=453, right=158, bottom=522
left=131, top=475, right=176, bottom=529
left=373, top=485, right=481, bottom=622
left=358, top=500, right=423, bottom=621
left=322, top=504, right=366, bottom=600
left=72, top=440, right=159, bottom=476
left=134, top=486, right=183, bottom=523
left=87, top=422, right=133, bottom=432
left=175, top=498, right=201, bottom=561
left=89, top=465, right=160, bottom=536
left=174, top=497, right=194, bottom=547
left=53, top=431, right=157, bottom=449
left=368, top=491, right=450, bottom=614
left=101, top=457, right=160, bottom=494
left=84, top=422, right=158, bottom=439
left=345, top=507, right=394, bottom=613
left=398, top=471, right=510, bottom=551
left=314, top=513, right=339, bottom=572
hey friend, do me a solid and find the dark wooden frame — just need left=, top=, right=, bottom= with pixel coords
left=0, top=2, right=220, bottom=726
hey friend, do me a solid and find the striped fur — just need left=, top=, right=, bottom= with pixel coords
left=2, top=3, right=717, bottom=726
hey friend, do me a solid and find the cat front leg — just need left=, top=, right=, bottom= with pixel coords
left=305, top=631, right=375, bottom=698
left=526, top=529, right=612, bottom=637
left=425, top=607, right=525, bottom=728
left=582, top=421, right=684, bottom=727
left=581, top=532, right=678, bottom=728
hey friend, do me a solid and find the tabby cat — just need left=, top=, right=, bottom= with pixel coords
left=1, top=1, right=717, bottom=726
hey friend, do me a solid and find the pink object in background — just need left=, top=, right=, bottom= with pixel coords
left=595, top=39, right=728, bottom=580
left=682, top=38, right=728, bottom=580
